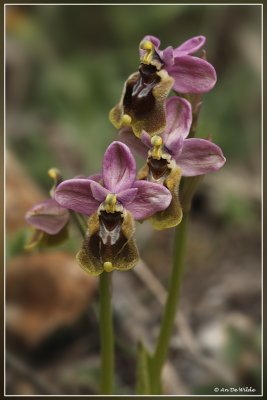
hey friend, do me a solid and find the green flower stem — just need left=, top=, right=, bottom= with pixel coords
left=70, top=212, right=114, bottom=394
left=70, top=211, right=87, bottom=236
left=100, top=272, right=114, bottom=394
left=150, top=212, right=189, bottom=394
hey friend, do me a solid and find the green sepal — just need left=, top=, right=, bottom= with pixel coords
left=24, top=224, right=69, bottom=251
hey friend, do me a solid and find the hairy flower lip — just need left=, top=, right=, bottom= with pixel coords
left=99, top=210, right=123, bottom=246
left=109, top=69, right=174, bottom=138
left=76, top=209, right=139, bottom=275
left=147, top=156, right=170, bottom=180
left=100, top=210, right=123, bottom=231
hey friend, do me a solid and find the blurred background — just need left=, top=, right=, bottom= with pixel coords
left=5, top=4, right=262, bottom=395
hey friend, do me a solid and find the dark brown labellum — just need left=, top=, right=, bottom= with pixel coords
left=123, top=65, right=160, bottom=119
left=100, top=211, right=122, bottom=231
left=85, top=216, right=129, bottom=265
left=147, top=157, right=169, bottom=180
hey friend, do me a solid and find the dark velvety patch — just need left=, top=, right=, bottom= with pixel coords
left=99, top=211, right=122, bottom=231
left=84, top=214, right=127, bottom=264
left=123, top=64, right=160, bottom=119
left=100, top=232, right=127, bottom=263
left=78, top=211, right=138, bottom=273
left=148, top=157, right=169, bottom=180
left=86, top=231, right=102, bottom=263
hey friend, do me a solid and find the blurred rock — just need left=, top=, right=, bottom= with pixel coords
left=6, top=251, right=98, bottom=346
left=6, top=151, right=44, bottom=233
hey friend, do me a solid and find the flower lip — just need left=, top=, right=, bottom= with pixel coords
left=123, top=65, right=161, bottom=118
left=77, top=209, right=139, bottom=275
left=147, top=157, right=169, bottom=181
left=109, top=68, right=174, bottom=138
left=100, top=210, right=123, bottom=231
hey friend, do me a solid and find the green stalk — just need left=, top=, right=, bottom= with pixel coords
left=70, top=213, right=114, bottom=394
left=70, top=211, right=87, bottom=236
left=150, top=212, right=189, bottom=394
left=99, top=272, right=114, bottom=394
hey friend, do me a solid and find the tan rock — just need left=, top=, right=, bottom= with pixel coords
left=6, top=251, right=98, bottom=346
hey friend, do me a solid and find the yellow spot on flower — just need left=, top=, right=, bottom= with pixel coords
left=121, top=114, right=132, bottom=126
left=48, top=168, right=62, bottom=197
left=105, top=193, right=117, bottom=213
left=48, top=168, right=60, bottom=180
left=141, top=40, right=153, bottom=51
left=103, top=262, right=113, bottom=272
left=140, top=40, right=154, bottom=64
left=151, top=135, right=163, bottom=159
left=151, top=135, right=163, bottom=147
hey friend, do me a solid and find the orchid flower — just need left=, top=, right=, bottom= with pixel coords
left=139, top=35, right=217, bottom=93
left=54, top=141, right=172, bottom=275
left=119, top=97, right=226, bottom=229
left=25, top=169, right=70, bottom=249
left=109, top=35, right=216, bottom=139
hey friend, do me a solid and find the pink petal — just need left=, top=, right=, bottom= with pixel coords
left=126, top=181, right=172, bottom=220
left=90, top=181, right=109, bottom=202
left=25, top=199, right=69, bottom=235
left=140, top=130, right=153, bottom=148
left=173, top=35, right=206, bottom=56
left=118, top=128, right=149, bottom=160
left=54, top=179, right=100, bottom=215
left=176, top=138, right=226, bottom=176
left=160, top=46, right=174, bottom=67
left=166, top=55, right=217, bottom=93
left=141, top=35, right=161, bottom=48
left=163, top=97, right=192, bottom=155
left=87, top=173, right=103, bottom=182
left=103, top=141, right=136, bottom=193
left=117, top=188, right=138, bottom=206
